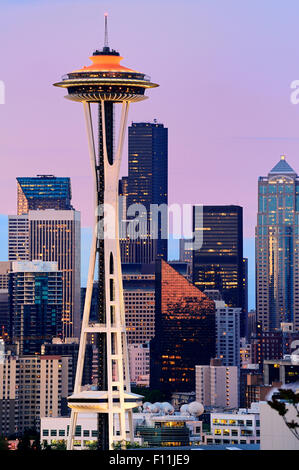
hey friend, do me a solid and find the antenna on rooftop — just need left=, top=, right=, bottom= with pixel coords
left=104, top=12, right=109, bottom=48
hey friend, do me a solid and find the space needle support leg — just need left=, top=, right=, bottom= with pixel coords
left=101, top=101, right=130, bottom=449
left=67, top=101, right=98, bottom=450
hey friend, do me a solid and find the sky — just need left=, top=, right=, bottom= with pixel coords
left=1, top=0, right=299, bottom=308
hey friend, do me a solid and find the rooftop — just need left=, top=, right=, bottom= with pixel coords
left=269, top=155, right=297, bottom=176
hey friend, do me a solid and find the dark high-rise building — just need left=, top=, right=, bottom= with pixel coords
left=42, top=339, right=93, bottom=394
left=256, top=155, right=299, bottom=331
left=150, top=260, right=215, bottom=395
left=10, top=261, right=63, bottom=355
left=0, top=262, right=12, bottom=339
left=192, top=205, right=246, bottom=336
left=17, top=175, right=72, bottom=215
left=0, top=291, right=9, bottom=340
left=120, top=121, right=168, bottom=263
left=119, top=176, right=129, bottom=225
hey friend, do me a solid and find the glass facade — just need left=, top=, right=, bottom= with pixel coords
left=150, top=260, right=215, bottom=394
left=10, top=267, right=63, bottom=355
left=17, top=176, right=72, bottom=215
left=256, top=156, right=299, bottom=331
left=192, top=205, right=245, bottom=336
left=120, top=122, right=168, bottom=263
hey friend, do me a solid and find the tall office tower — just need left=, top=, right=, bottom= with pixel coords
left=247, top=310, right=257, bottom=339
left=8, top=210, right=81, bottom=339
left=179, top=238, right=193, bottom=280
left=10, top=261, right=63, bottom=355
left=243, top=257, right=249, bottom=337
left=0, top=290, right=9, bottom=339
left=123, top=262, right=189, bottom=345
left=150, top=260, right=216, bottom=395
left=192, top=205, right=246, bottom=336
left=280, top=322, right=299, bottom=357
left=120, top=121, right=168, bottom=264
left=0, top=262, right=11, bottom=289
left=8, top=215, right=30, bottom=261
left=17, top=175, right=73, bottom=215
left=122, top=263, right=156, bottom=344
left=256, top=155, right=299, bottom=331
left=54, top=15, right=157, bottom=449
left=119, top=176, right=129, bottom=223
left=207, top=293, right=241, bottom=367
left=0, top=262, right=12, bottom=339
left=195, top=360, right=239, bottom=410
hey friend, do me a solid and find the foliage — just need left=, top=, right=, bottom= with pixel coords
left=112, top=440, right=147, bottom=449
left=0, top=435, right=9, bottom=451
left=86, top=441, right=98, bottom=450
left=50, top=441, right=67, bottom=450
left=267, top=388, right=299, bottom=440
left=17, top=428, right=41, bottom=451
left=131, top=386, right=169, bottom=403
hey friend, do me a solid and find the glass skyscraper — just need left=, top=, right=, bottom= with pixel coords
left=17, top=175, right=72, bottom=215
left=150, top=260, right=215, bottom=394
left=256, top=155, right=299, bottom=331
left=192, top=205, right=246, bottom=336
left=10, top=261, right=63, bottom=355
left=120, top=121, right=168, bottom=263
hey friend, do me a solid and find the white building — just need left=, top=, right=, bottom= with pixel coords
left=128, top=343, right=150, bottom=386
left=260, top=400, right=299, bottom=450
left=195, top=362, right=239, bottom=410
left=41, top=410, right=203, bottom=449
left=203, top=402, right=260, bottom=446
left=41, top=414, right=98, bottom=449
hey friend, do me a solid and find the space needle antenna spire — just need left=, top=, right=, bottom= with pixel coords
left=104, top=12, right=109, bottom=48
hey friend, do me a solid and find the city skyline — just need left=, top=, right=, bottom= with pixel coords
left=0, top=1, right=299, bottom=453
left=1, top=0, right=299, bottom=239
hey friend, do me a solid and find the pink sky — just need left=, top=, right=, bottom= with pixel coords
left=1, top=0, right=299, bottom=237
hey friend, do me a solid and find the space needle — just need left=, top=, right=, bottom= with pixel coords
left=54, top=14, right=158, bottom=450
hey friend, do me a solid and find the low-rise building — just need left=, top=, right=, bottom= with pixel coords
left=203, top=403, right=260, bottom=446
left=41, top=415, right=98, bottom=449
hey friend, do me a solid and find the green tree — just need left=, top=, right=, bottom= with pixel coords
left=51, top=441, right=67, bottom=450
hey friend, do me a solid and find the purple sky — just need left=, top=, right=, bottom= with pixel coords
left=1, top=0, right=299, bottom=237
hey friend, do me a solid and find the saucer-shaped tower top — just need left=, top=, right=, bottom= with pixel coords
left=54, top=17, right=158, bottom=103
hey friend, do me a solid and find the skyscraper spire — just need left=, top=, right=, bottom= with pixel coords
left=104, top=12, right=109, bottom=49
